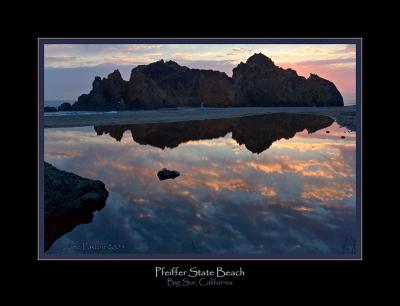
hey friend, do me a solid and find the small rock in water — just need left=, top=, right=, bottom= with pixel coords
left=58, top=102, right=72, bottom=112
left=326, top=130, right=330, bottom=133
left=341, top=136, right=346, bottom=139
left=157, top=168, right=180, bottom=180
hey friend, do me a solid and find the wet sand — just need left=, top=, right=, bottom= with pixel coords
left=44, top=105, right=357, bottom=130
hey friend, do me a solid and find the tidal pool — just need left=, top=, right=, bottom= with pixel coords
left=44, top=113, right=358, bottom=258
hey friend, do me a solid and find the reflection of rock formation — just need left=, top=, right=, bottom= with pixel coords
left=44, top=162, right=109, bottom=251
left=94, top=113, right=334, bottom=154
left=232, top=113, right=335, bottom=153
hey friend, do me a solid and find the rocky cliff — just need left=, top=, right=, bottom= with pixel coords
left=72, top=70, right=126, bottom=111
left=232, top=53, right=343, bottom=107
left=70, top=53, right=343, bottom=110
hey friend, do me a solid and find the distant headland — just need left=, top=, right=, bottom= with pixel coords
left=47, top=53, right=344, bottom=111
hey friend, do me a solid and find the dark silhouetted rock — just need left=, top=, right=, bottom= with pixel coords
left=157, top=168, right=180, bottom=180
left=335, top=109, right=356, bottom=131
left=72, top=70, right=125, bottom=111
left=72, top=53, right=344, bottom=110
left=123, top=60, right=235, bottom=109
left=341, top=136, right=346, bottom=139
left=58, top=102, right=72, bottom=111
left=44, top=106, right=58, bottom=112
left=44, top=162, right=108, bottom=251
left=95, top=113, right=334, bottom=154
left=232, top=53, right=344, bottom=107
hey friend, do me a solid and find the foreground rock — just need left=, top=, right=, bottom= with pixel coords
left=70, top=53, right=343, bottom=111
left=157, top=168, right=180, bottom=180
left=44, top=162, right=109, bottom=251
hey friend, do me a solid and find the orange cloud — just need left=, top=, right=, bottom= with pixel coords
left=292, top=206, right=314, bottom=213
left=259, top=186, right=277, bottom=197
left=302, top=184, right=354, bottom=202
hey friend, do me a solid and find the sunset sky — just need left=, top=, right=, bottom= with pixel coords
left=44, top=44, right=356, bottom=103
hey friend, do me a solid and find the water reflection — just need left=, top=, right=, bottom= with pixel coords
left=94, top=113, right=335, bottom=153
left=45, top=204, right=105, bottom=252
left=44, top=113, right=357, bottom=256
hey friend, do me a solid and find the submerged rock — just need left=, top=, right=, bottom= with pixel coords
left=44, top=162, right=109, bottom=251
left=157, top=168, right=180, bottom=180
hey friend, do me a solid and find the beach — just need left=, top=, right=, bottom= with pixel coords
left=44, top=105, right=357, bottom=130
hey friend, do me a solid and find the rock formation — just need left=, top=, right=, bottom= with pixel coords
left=232, top=53, right=343, bottom=107
left=44, top=162, right=109, bottom=251
left=70, top=53, right=343, bottom=110
left=124, top=60, right=235, bottom=109
left=58, top=102, right=72, bottom=111
left=72, top=70, right=125, bottom=111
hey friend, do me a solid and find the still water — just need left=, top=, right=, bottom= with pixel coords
left=44, top=113, right=357, bottom=257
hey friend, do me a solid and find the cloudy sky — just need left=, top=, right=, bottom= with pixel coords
left=44, top=44, right=356, bottom=103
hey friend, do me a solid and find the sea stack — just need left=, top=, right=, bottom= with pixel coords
left=70, top=53, right=344, bottom=110
left=232, top=53, right=344, bottom=107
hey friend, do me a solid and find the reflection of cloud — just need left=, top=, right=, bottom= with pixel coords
left=45, top=122, right=357, bottom=255
left=273, top=141, right=355, bottom=152
left=204, top=179, right=248, bottom=192
left=259, top=186, right=277, bottom=197
left=302, top=184, right=354, bottom=202
left=44, top=150, right=81, bottom=158
left=248, top=156, right=353, bottom=179
left=292, top=206, right=314, bottom=213
left=248, top=162, right=284, bottom=174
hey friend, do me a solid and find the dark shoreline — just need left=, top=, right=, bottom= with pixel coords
left=44, top=105, right=356, bottom=131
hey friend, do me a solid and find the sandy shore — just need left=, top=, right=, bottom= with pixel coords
left=44, top=105, right=357, bottom=130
